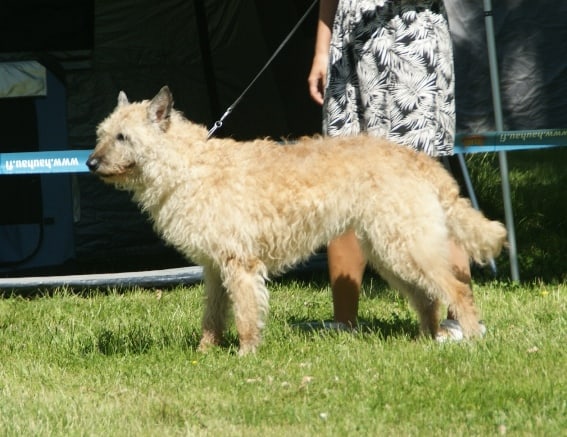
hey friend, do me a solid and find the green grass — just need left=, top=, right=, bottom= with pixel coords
left=1, top=279, right=566, bottom=436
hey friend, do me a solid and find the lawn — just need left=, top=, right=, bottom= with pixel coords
left=0, top=279, right=566, bottom=436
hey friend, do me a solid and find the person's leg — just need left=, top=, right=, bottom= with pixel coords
left=327, top=230, right=367, bottom=327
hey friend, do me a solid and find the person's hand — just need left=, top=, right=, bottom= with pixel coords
left=308, top=52, right=329, bottom=106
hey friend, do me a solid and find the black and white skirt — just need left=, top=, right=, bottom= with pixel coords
left=323, top=0, right=455, bottom=157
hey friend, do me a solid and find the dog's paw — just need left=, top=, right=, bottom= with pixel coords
left=197, top=342, right=213, bottom=353
left=197, top=331, right=221, bottom=353
left=238, top=343, right=258, bottom=356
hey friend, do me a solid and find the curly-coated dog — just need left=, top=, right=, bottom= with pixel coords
left=87, top=86, right=507, bottom=355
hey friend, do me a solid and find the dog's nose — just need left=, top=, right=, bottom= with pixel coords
left=86, top=156, right=100, bottom=172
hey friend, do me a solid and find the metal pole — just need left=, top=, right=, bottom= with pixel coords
left=456, top=154, right=497, bottom=274
left=483, top=0, right=520, bottom=281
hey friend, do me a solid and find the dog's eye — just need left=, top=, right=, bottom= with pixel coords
left=116, top=133, right=126, bottom=142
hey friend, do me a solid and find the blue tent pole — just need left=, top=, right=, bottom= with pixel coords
left=483, top=0, right=520, bottom=281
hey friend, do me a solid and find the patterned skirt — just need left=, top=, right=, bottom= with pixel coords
left=323, top=0, right=455, bottom=156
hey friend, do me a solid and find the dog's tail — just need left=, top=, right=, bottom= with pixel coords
left=442, top=187, right=507, bottom=265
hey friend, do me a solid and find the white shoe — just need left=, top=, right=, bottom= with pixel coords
left=436, top=319, right=487, bottom=343
left=478, top=320, right=487, bottom=336
left=293, top=320, right=356, bottom=332
left=436, top=319, right=464, bottom=342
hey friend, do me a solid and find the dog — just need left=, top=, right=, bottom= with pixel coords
left=87, top=86, right=507, bottom=355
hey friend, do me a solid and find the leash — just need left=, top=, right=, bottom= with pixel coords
left=207, top=0, right=318, bottom=139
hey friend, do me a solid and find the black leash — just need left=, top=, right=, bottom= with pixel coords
left=207, top=0, right=318, bottom=139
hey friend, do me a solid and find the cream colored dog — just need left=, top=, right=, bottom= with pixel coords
left=87, top=86, right=507, bottom=355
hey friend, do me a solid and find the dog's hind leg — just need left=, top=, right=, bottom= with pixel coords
left=371, top=268, right=442, bottom=338
left=404, top=270, right=481, bottom=339
left=403, top=286, right=442, bottom=338
left=221, top=257, right=269, bottom=355
left=440, top=278, right=481, bottom=339
left=360, top=228, right=482, bottom=339
left=199, top=263, right=230, bottom=352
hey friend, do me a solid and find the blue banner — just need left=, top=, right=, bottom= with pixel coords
left=455, top=129, right=567, bottom=154
left=0, top=150, right=92, bottom=175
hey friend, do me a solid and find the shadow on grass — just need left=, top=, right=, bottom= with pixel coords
left=77, top=315, right=419, bottom=358
left=78, top=326, right=203, bottom=356
left=288, top=315, right=420, bottom=340
left=79, top=318, right=421, bottom=356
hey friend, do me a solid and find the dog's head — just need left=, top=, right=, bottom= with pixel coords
left=86, top=86, right=173, bottom=188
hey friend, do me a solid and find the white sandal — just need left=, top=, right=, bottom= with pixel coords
left=436, top=319, right=487, bottom=342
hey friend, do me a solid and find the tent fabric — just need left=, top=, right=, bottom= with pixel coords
left=447, top=0, right=567, bottom=132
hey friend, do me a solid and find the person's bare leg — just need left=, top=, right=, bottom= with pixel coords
left=327, top=230, right=367, bottom=327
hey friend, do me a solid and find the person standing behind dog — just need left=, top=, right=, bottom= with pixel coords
left=308, top=0, right=470, bottom=328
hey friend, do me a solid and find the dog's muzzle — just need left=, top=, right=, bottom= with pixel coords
left=86, top=156, right=101, bottom=172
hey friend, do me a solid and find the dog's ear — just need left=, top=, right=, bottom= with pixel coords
left=148, top=86, right=173, bottom=132
left=117, top=91, right=129, bottom=107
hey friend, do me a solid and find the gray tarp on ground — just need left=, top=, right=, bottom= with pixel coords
left=0, top=61, right=46, bottom=98
left=1, top=0, right=566, bottom=272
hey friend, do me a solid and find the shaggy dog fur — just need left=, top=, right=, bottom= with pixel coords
left=87, top=86, right=507, bottom=355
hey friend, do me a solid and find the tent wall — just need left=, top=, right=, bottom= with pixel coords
left=447, top=0, right=567, bottom=132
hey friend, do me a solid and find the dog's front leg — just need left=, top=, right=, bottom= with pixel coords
left=198, top=263, right=230, bottom=352
left=221, top=257, right=269, bottom=356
